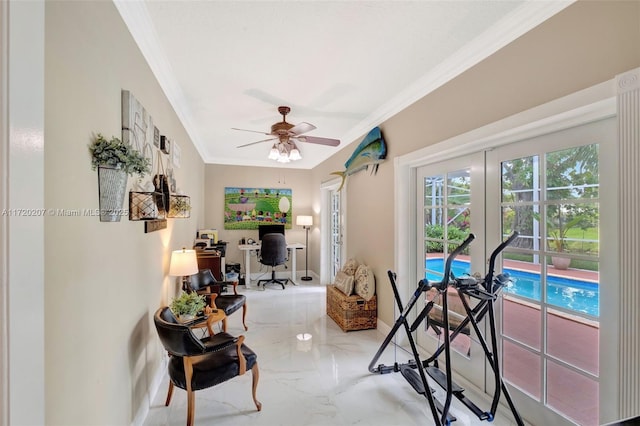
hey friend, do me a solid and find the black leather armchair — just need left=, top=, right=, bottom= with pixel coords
left=153, top=307, right=261, bottom=426
left=189, top=269, right=248, bottom=332
left=257, top=233, right=290, bottom=290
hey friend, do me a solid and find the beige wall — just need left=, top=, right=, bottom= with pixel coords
left=203, top=165, right=313, bottom=278
left=44, top=2, right=204, bottom=424
left=312, top=0, right=640, bottom=327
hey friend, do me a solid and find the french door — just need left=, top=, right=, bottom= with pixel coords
left=416, top=152, right=486, bottom=385
left=329, top=187, right=343, bottom=280
left=415, top=117, right=615, bottom=425
left=321, top=178, right=345, bottom=284
left=486, top=118, right=614, bottom=426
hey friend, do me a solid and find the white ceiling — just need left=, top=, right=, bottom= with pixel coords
left=115, top=0, right=572, bottom=169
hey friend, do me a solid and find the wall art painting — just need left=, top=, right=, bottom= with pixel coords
left=224, top=187, right=292, bottom=230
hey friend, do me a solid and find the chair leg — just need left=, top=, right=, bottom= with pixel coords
left=186, top=389, right=195, bottom=426
left=165, top=381, right=174, bottom=406
left=251, top=363, right=262, bottom=411
left=222, top=317, right=228, bottom=333
left=184, top=357, right=196, bottom=426
left=242, top=303, right=248, bottom=331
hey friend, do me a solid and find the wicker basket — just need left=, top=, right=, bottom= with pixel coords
left=326, top=285, right=376, bottom=332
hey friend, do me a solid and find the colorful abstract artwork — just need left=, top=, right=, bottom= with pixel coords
left=224, top=187, right=292, bottom=230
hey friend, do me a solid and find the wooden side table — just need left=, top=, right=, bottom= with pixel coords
left=189, top=308, right=226, bottom=337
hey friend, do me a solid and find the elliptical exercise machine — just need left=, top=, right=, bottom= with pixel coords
left=368, top=233, right=523, bottom=426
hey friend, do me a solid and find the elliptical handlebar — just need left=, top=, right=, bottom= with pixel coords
left=484, top=232, right=519, bottom=289
left=428, top=233, right=475, bottom=291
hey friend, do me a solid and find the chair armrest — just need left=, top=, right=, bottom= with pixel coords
left=202, top=281, right=238, bottom=295
left=202, top=332, right=238, bottom=353
left=195, top=291, right=219, bottom=309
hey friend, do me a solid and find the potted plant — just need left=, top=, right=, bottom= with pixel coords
left=89, top=133, right=151, bottom=176
left=89, top=133, right=151, bottom=222
left=547, top=212, right=590, bottom=270
left=170, top=291, right=207, bottom=322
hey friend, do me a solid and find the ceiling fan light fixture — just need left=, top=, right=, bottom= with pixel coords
left=268, top=145, right=279, bottom=160
left=277, top=152, right=290, bottom=163
left=289, top=147, right=301, bottom=161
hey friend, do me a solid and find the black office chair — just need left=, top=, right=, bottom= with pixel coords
left=153, top=307, right=261, bottom=426
left=257, top=233, right=290, bottom=290
left=189, top=269, right=248, bottom=332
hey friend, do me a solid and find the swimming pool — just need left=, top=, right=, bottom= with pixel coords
left=425, top=259, right=599, bottom=317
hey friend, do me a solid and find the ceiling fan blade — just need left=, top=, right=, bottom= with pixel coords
left=288, top=122, right=316, bottom=136
left=232, top=127, right=272, bottom=136
left=295, top=135, right=340, bottom=147
left=236, top=137, right=277, bottom=148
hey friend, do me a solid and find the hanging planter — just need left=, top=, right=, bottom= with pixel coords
left=89, top=133, right=151, bottom=222
left=167, top=195, right=191, bottom=218
left=129, top=190, right=163, bottom=221
left=98, top=165, right=128, bottom=221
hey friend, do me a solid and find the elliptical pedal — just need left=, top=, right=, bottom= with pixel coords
left=426, top=366, right=465, bottom=394
left=400, top=364, right=432, bottom=395
left=401, top=365, right=458, bottom=424
left=427, top=366, right=491, bottom=421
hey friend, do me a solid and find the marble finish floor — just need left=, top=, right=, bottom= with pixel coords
left=143, top=281, right=525, bottom=426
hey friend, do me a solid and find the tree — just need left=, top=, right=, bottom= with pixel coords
left=501, top=144, right=599, bottom=253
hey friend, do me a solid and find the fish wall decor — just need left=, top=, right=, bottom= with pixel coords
left=331, top=127, right=387, bottom=191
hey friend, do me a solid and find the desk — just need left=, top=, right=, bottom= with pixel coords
left=239, top=243, right=305, bottom=288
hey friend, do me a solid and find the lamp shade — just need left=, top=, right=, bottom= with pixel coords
left=169, top=248, right=198, bottom=277
left=296, top=215, right=313, bottom=227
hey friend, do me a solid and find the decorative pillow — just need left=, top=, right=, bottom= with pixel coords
left=341, top=258, right=359, bottom=276
left=334, top=270, right=354, bottom=296
left=354, top=264, right=375, bottom=301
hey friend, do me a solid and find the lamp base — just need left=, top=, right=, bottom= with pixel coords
left=301, top=276, right=312, bottom=281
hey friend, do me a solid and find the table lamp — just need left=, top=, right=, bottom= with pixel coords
left=296, top=215, right=313, bottom=281
left=169, top=248, right=199, bottom=292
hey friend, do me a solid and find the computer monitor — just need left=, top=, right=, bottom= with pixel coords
left=258, top=224, right=285, bottom=241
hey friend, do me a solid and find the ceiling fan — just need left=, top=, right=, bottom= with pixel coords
left=233, top=106, right=340, bottom=162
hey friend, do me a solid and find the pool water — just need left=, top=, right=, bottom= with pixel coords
left=425, top=259, right=599, bottom=317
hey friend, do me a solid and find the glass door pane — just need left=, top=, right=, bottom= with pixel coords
left=330, top=189, right=342, bottom=280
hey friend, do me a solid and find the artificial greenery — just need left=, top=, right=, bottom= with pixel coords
left=89, top=133, right=151, bottom=177
left=170, top=291, right=206, bottom=317
left=169, top=196, right=192, bottom=217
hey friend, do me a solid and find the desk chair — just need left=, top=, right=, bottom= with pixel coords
left=153, top=307, right=261, bottom=426
left=189, top=269, right=248, bottom=332
left=257, top=233, right=290, bottom=290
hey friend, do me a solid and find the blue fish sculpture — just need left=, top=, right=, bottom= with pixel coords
left=331, top=127, right=387, bottom=191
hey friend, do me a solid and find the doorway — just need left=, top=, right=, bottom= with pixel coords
left=321, top=178, right=345, bottom=284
